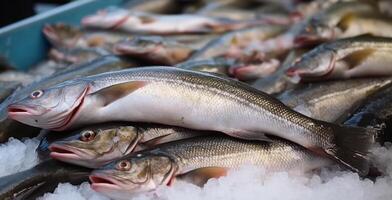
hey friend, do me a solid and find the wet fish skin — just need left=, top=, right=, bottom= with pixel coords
left=8, top=67, right=374, bottom=175
left=278, top=78, right=392, bottom=123
left=190, top=25, right=285, bottom=60
left=48, top=47, right=111, bottom=65
left=47, top=123, right=214, bottom=168
left=286, top=35, right=392, bottom=82
left=0, top=159, right=90, bottom=200
left=90, top=135, right=332, bottom=199
left=114, top=36, right=195, bottom=65
left=124, top=0, right=187, bottom=14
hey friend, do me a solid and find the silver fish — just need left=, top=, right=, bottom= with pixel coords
left=8, top=67, right=374, bottom=175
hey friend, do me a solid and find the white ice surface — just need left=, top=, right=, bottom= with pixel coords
left=39, top=144, right=392, bottom=200
left=0, top=137, right=39, bottom=177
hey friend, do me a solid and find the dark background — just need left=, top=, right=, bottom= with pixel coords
left=0, top=0, right=71, bottom=27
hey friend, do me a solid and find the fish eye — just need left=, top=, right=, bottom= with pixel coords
left=30, top=90, right=44, bottom=99
left=80, top=130, right=96, bottom=142
left=116, top=160, right=131, bottom=171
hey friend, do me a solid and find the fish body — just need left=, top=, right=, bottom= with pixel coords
left=278, top=78, right=392, bottom=123
left=287, top=35, right=392, bottom=82
left=8, top=67, right=374, bottom=174
left=114, top=36, right=195, bottom=65
left=48, top=123, right=211, bottom=168
left=90, top=135, right=331, bottom=199
left=43, top=23, right=130, bottom=49
left=190, top=25, right=285, bottom=60
left=0, top=159, right=90, bottom=200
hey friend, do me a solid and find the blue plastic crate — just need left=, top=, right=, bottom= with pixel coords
left=0, top=0, right=126, bottom=71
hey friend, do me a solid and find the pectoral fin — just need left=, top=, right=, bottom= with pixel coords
left=179, top=167, right=228, bottom=186
left=138, top=15, right=156, bottom=24
left=342, top=49, right=375, bottom=69
left=337, top=13, right=356, bottom=31
left=93, top=81, right=147, bottom=107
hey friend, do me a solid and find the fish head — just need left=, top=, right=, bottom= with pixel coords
left=7, top=81, right=89, bottom=130
left=295, top=19, right=334, bottom=46
left=90, top=152, right=176, bottom=199
left=50, top=125, right=140, bottom=168
left=43, top=23, right=83, bottom=48
left=114, top=36, right=164, bottom=56
left=286, top=47, right=335, bottom=82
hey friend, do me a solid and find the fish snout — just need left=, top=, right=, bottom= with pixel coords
left=7, top=104, right=39, bottom=117
left=286, top=67, right=300, bottom=77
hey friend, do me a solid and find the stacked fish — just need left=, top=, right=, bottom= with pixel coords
left=1, top=0, right=392, bottom=199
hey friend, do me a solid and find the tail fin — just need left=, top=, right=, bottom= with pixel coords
left=325, top=125, right=376, bottom=176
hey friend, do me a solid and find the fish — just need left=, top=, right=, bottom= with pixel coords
left=344, top=84, right=392, bottom=144
left=48, top=47, right=111, bottom=65
left=89, top=135, right=332, bottom=199
left=114, top=36, right=195, bottom=65
left=82, top=8, right=266, bottom=35
left=48, top=123, right=211, bottom=168
left=251, top=48, right=308, bottom=94
left=8, top=66, right=374, bottom=175
left=286, top=35, right=392, bottom=82
left=278, top=78, right=392, bottom=123
left=43, top=23, right=131, bottom=49
left=0, top=159, right=90, bottom=200
left=230, top=58, right=280, bottom=81
left=0, top=56, right=140, bottom=143
left=190, top=25, right=285, bottom=60
left=295, top=1, right=379, bottom=45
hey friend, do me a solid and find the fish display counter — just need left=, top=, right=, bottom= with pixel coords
left=1, top=0, right=392, bottom=200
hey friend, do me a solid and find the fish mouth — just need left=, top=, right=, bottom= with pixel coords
left=90, top=174, right=123, bottom=191
left=53, top=86, right=89, bottom=131
left=8, top=105, right=45, bottom=118
left=49, top=144, right=82, bottom=160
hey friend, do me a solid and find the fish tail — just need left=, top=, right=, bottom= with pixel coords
left=326, top=124, right=376, bottom=176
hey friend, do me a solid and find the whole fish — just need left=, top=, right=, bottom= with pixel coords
left=190, top=25, right=285, bottom=60
left=0, top=56, right=139, bottom=143
left=0, top=159, right=90, bottom=200
left=48, top=123, right=212, bottom=168
left=82, top=9, right=265, bottom=35
left=295, top=1, right=379, bottom=45
left=114, top=36, right=195, bottom=65
left=344, top=84, right=392, bottom=144
left=43, top=23, right=216, bottom=50
left=286, top=35, right=392, bottom=82
left=90, top=135, right=332, bottom=199
left=278, top=78, right=392, bottom=123
left=48, top=47, right=111, bottom=65
left=230, top=58, right=280, bottom=81
left=8, top=67, right=374, bottom=175
left=43, top=23, right=131, bottom=49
